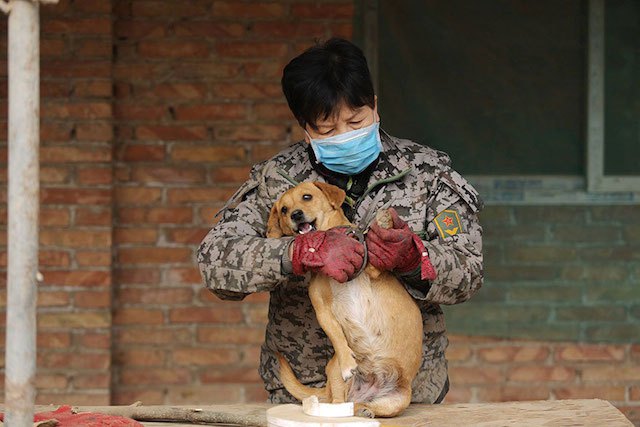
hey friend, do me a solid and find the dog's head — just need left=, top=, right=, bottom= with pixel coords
left=266, top=182, right=347, bottom=238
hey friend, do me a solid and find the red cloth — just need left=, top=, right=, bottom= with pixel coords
left=0, top=405, right=144, bottom=426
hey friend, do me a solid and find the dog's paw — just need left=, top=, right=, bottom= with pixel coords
left=340, top=355, right=358, bottom=381
left=356, top=407, right=375, bottom=418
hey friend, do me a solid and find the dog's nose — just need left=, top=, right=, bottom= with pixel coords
left=291, top=210, right=304, bottom=222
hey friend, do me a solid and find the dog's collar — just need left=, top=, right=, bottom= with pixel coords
left=331, top=225, right=368, bottom=280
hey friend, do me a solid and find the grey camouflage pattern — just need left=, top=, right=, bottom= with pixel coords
left=197, top=130, right=484, bottom=403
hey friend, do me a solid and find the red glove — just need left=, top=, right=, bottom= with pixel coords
left=292, top=227, right=365, bottom=283
left=0, top=405, right=144, bottom=426
left=366, top=208, right=437, bottom=280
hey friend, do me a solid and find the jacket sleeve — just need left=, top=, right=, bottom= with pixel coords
left=399, top=168, right=484, bottom=305
left=196, top=165, right=293, bottom=301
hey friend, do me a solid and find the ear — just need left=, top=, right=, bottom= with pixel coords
left=313, top=182, right=346, bottom=210
left=266, top=203, right=283, bottom=238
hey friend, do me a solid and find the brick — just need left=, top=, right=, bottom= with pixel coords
left=167, top=187, right=236, bottom=204
left=40, top=166, right=71, bottom=184
left=146, top=207, right=193, bottom=224
left=114, top=268, right=160, bottom=285
left=477, top=346, right=549, bottom=363
left=477, top=385, right=550, bottom=402
left=77, top=40, right=112, bottom=57
left=39, top=251, right=71, bottom=268
left=252, top=22, right=325, bottom=39
left=165, top=267, right=202, bottom=284
left=116, top=187, right=162, bottom=205
left=200, top=367, right=261, bottom=384
left=212, top=1, right=286, bottom=18
left=76, top=123, right=113, bottom=141
left=136, top=125, right=208, bottom=141
left=554, top=385, right=625, bottom=401
left=118, top=144, right=166, bottom=161
left=36, top=374, right=68, bottom=389
left=115, top=327, right=192, bottom=345
left=449, top=366, right=504, bottom=385
left=43, top=271, right=111, bottom=287
left=170, top=145, right=246, bottom=163
left=38, top=312, right=110, bottom=329
left=131, top=166, right=205, bottom=185
left=114, top=104, right=166, bottom=120
left=165, top=227, right=209, bottom=244
left=44, top=18, right=112, bottom=35
left=117, top=247, right=193, bottom=264
left=174, top=22, right=244, bottom=38
left=508, top=366, right=575, bottom=383
left=119, top=368, right=191, bottom=385
left=77, top=167, right=113, bottom=185
left=76, top=208, right=112, bottom=226
left=75, top=81, right=112, bottom=98
left=170, top=306, right=242, bottom=324
left=631, top=385, right=640, bottom=401
left=441, top=386, right=472, bottom=403
left=211, top=82, right=282, bottom=99
left=585, top=284, right=639, bottom=302
left=43, top=61, right=112, bottom=79
left=115, top=228, right=158, bottom=244
left=166, top=384, right=242, bottom=405
left=508, top=285, right=581, bottom=302
left=79, top=333, right=111, bottom=349
left=582, top=365, right=640, bottom=381
left=40, top=230, right=111, bottom=248
left=41, top=146, right=112, bottom=162
left=197, top=326, right=265, bottom=345
left=244, top=303, right=269, bottom=325
left=41, top=188, right=111, bottom=205
left=138, top=41, right=209, bottom=58
left=553, top=225, right=620, bottom=242
left=243, top=61, right=285, bottom=78
left=111, top=390, right=164, bottom=406
left=74, top=290, right=111, bottom=308
left=215, top=42, right=288, bottom=58
left=215, top=124, right=287, bottom=141
left=592, top=206, right=640, bottom=222
left=117, top=288, right=193, bottom=305
left=513, top=206, right=587, bottom=224
left=74, top=373, right=111, bottom=389
left=37, top=332, right=71, bottom=349
left=169, top=62, right=243, bottom=80
left=114, top=349, right=165, bottom=367
left=37, top=291, right=70, bottom=307
left=114, top=308, right=164, bottom=325
left=36, top=392, right=109, bottom=406
left=131, top=1, right=210, bottom=17
left=254, top=102, right=294, bottom=120
left=210, top=166, right=252, bottom=183
left=292, top=3, right=354, bottom=18
left=174, top=104, right=248, bottom=121
left=245, top=385, right=270, bottom=403
left=43, top=102, right=112, bottom=119
left=150, top=82, right=207, bottom=99
left=172, top=348, right=239, bottom=366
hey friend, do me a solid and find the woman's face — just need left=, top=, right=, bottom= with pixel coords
left=304, top=98, right=379, bottom=142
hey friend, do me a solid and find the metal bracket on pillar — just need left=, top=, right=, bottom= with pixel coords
left=0, top=0, right=59, bottom=15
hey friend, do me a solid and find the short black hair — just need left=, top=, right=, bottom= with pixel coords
left=281, top=38, right=375, bottom=131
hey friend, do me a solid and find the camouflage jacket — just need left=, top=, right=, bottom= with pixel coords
left=197, top=130, right=484, bottom=403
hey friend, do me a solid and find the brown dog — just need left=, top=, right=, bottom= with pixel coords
left=266, top=182, right=423, bottom=418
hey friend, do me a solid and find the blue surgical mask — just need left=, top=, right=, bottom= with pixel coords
left=307, top=120, right=382, bottom=175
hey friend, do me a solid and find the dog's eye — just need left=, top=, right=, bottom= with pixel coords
left=302, top=194, right=313, bottom=201
left=281, top=206, right=288, bottom=215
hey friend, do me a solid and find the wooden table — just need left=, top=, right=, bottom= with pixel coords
left=128, top=399, right=632, bottom=426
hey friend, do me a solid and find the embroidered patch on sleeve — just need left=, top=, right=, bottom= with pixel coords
left=434, top=209, right=463, bottom=239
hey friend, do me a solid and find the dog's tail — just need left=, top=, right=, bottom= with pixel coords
left=276, top=353, right=329, bottom=401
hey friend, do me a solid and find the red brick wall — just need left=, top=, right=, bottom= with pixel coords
left=111, top=0, right=353, bottom=405
left=0, top=1, right=636, bottom=426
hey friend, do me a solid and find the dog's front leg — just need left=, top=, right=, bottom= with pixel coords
left=308, top=277, right=358, bottom=382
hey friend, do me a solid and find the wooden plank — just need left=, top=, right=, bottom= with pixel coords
left=25, top=399, right=632, bottom=427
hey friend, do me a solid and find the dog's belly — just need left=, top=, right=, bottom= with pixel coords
left=329, top=273, right=421, bottom=363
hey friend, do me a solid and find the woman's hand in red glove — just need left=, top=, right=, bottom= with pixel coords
left=366, top=208, right=437, bottom=280
left=291, top=227, right=365, bottom=283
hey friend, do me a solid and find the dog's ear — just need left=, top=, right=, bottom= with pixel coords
left=266, top=203, right=283, bottom=238
left=313, top=182, right=346, bottom=210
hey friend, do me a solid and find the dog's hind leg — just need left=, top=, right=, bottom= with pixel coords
left=308, top=278, right=358, bottom=382
left=354, top=384, right=412, bottom=418
left=325, top=356, right=348, bottom=403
